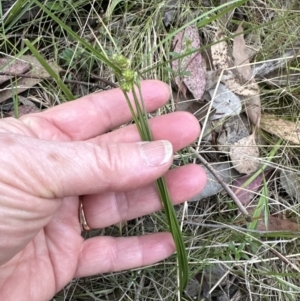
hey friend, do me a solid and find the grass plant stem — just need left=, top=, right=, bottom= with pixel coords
left=122, top=79, right=188, bottom=295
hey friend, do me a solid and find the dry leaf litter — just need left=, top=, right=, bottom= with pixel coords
left=171, top=24, right=206, bottom=100
left=0, top=55, right=62, bottom=103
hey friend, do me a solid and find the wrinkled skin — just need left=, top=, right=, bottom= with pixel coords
left=0, top=80, right=206, bottom=300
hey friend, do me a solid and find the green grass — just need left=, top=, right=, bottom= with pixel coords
left=1, top=0, right=300, bottom=300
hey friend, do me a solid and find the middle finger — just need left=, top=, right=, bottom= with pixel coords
left=89, top=112, right=200, bottom=152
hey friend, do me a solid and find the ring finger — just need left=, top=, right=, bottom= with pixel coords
left=81, top=164, right=206, bottom=229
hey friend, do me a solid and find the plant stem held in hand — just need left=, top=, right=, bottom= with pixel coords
left=111, top=54, right=189, bottom=294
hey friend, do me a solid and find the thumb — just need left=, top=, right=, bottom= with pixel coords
left=1, top=134, right=173, bottom=198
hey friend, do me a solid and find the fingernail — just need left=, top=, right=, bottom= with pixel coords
left=140, top=140, right=173, bottom=167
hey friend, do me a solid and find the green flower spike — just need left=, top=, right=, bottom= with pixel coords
left=111, top=54, right=130, bottom=71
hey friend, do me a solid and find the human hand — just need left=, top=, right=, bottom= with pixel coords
left=0, top=80, right=206, bottom=300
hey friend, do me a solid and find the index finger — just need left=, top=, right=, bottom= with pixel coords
left=23, top=80, right=170, bottom=141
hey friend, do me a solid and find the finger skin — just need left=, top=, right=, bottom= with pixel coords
left=92, top=111, right=200, bottom=152
left=20, top=80, right=171, bottom=141
left=75, top=233, right=175, bottom=277
left=0, top=135, right=173, bottom=199
left=1, top=113, right=201, bottom=199
left=83, top=164, right=207, bottom=228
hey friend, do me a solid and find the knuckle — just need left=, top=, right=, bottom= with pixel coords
left=91, top=143, right=125, bottom=189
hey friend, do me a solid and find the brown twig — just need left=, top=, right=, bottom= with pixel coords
left=0, top=71, right=113, bottom=88
left=189, top=147, right=252, bottom=222
left=90, top=73, right=118, bottom=88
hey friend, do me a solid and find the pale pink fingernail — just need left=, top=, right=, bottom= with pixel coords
left=140, top=140, right=173, bottom=167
